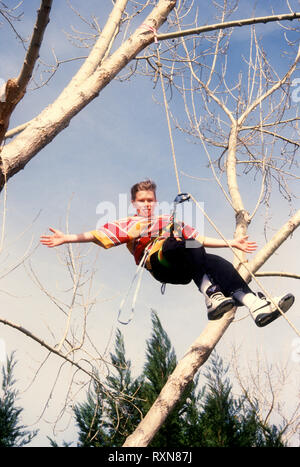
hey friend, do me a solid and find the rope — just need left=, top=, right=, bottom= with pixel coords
left=153, top=27, right=299, bottom=337
left=117, top=245, right=150, bottom=325
left=138, top=23, right=300, bottom=337
left=156, top=46, right=181, bottom=194
left=140, top=23, right=181, bottom=192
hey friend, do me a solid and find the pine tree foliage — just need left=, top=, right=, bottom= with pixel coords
left=0, top=352, right=37, bottom=447
left=65, top=312, right=285, bottom=447
left=183, top=352, right=286, bottom=447
left=73, top=386, right=108, bottom=447
left=70, top=329, right=144, bottom=447
left=144, top=313, right=177, bottom=393
left=142, top=313, right=200, bottom=447
left=105, top=328, right=145, bottom=444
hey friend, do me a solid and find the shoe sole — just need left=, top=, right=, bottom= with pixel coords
left=255, top=293, right=295, bottom=328
left=207, top=298, right=235, bottom=321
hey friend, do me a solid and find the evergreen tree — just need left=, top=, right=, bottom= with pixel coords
left=105, top=328, right=145, bottom=445
left=72, top=329, right=144, bottom=447
left=0, top=352, right=37, bottom=447
left=73, top=384, right=108, bottom=447
left=72, top=312, right=200, bottom=447
left=184, top=351, right=286, bottom=447
left=142, top=312, right=200, bottom=447
left=69, top=313, right=286, bottom=447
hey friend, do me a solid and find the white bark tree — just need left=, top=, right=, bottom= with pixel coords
left=0, top=0, right=299, bottom=446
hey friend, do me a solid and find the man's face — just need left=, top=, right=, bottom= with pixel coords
left=132, top=190, right=157, bottom=217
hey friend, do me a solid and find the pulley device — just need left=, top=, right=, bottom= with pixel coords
left=170, top=193, right=191, bottom=237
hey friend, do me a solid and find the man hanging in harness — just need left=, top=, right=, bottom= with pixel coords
left=40, top=179, right=295, bottom=327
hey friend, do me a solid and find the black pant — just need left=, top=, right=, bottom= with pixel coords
left=149, top=237, right=252, bottom=297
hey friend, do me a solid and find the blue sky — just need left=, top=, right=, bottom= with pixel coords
left=0, top=0, right=299, bottom=446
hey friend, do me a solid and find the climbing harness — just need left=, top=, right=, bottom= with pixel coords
left=158, top=192, right=191, bottom=294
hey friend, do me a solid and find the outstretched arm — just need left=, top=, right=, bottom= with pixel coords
left=198, top=234, right=257, bottom=253
left=40, top=228, right=95, bottom=248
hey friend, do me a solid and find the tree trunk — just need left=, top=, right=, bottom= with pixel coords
left=123, top=310, right=235, bottom=447
left=0, top=0, right=176, bottom=190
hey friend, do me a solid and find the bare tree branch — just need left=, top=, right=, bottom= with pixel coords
left=70, top=0, right=129, bottom=87
left=16, top=0, right=52, bottom=90
left=246, top=209, right=300, bottom=281
left=238, top=44, right=300, bottom=125
left=255, top=271, right=300, bottom=280
left=0, top=0, right=52, bottom=144
left=157, top=12, right=300, bottom=41
left=231, top=345, right=300, bottom=444
left=0, top=315, right=101, bottom=384
left=4, top=119, right=32, bottom=139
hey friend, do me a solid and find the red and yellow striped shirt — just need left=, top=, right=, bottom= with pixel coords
left=90, top=214, right=202, bottom=265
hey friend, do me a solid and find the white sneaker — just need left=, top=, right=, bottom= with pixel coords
left=205, top=285, right=235, bottom=321
left=252, top=293, right=295, bottom=327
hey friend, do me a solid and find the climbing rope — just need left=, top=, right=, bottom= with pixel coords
left=150, top=26, right=300, bottom=338
left=117, top=243, right=151, bottom=325
left=156, top=38, right=181, bottom=194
